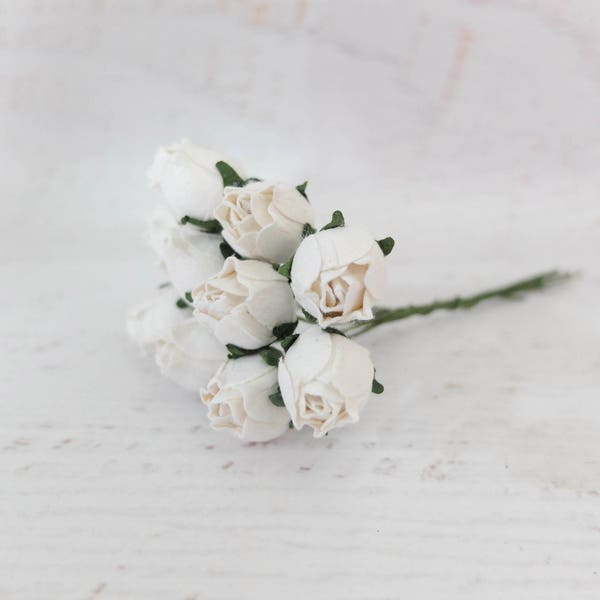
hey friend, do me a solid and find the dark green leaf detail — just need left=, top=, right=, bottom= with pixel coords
left=269, top=388, right=285, bottom=407
left=158, top=282, right=171, bottom=289
left=277, top=259, right=293, bottom=279
left=288, top=420, right=294, bottom=429
left=377, top=237, right=395, bottom=257
left=272, top=321, right=298, bottom=339
left=184, top=291, right=193, bottom=304
left=301, top=309, right=317, bottom=323
left=280, top=333, right=299, bottom=353
left=226, top=344, right=251, bottom=359
left=324, top=327, right=346, bottom=337
left=180, top=215, right=223, bottom=233
left=321, top=210, right=345, bottom=231
left=220, top=241, right=240, bottom=259
left=175, top=298, right=189, bottom=309
left=243, top=177, right=262, bottom=185
left=215, top=161, right=245, bottom=188
left=372, top=378, right=384, bottom=394
left=296, top=181, right=308, bottom=198
left=260, top=347, right=283, bottom=366
left=302, top=222, right=316, bottom=237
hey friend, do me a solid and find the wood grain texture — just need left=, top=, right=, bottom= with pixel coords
left=1, top=1, right=599, bottom=598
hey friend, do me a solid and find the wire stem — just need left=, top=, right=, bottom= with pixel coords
left=347, top=270, right=572, bottom=337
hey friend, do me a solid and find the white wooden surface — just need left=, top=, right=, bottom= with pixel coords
left=2, top=1, right=600, bottom=598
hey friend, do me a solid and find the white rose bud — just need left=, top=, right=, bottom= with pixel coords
left=192, top=257, right=297, bottom=350
left=127, top=288, right=226, bottom=391
left=290, top=226, right=386, bottom=326
left=278, top=327, right=374, bottom=438
left=147, top=206, right=224, bottom=297
left=148, top=138, right=244, bottom=220
left=201, top=355, right=290, bottom=442
left=214, top=181, right=315, bottom=263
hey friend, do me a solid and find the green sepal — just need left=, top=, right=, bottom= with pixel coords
left=302, top=222, right=316, bottom=237
left=277, top=259, right=293, bottom=279
left=226, top=344, right=250, bottom=359
left=184, top=291, right=193, bottom=304
left=301, top=309, right=317, bottom=323
left=377, top=237, right=395, bottom=257
left=372, top=378, right=384, bottom=394
left=288, top=420, right=294, bottom=429
left=215, top=161, right=245, bottom=188
left=244, top=177, right=262, bottom=184
left=260, top=347, right=283, bottom=366
left=321, top=210, right=345, bottom=231
left=272, top=321, right=298, bottom=339
left=175, top=298, right=189, bottom=309
left=296, top=181, right=308, bottom=198
left=324, top=327, right=346, bottom=337
left=269, top=387, right=285, bottom=407
left=220, top=241, right=240, bottom=259
left=280, top=333, right=299, bottom=353
left=179, top=215, right=223, bottom=233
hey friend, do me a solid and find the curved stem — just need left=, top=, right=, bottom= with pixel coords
left=348, top=270, right=572, bottom=337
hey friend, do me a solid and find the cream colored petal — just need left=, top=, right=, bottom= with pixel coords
left=283, top=328, right=333, bottom=384
left=272, top=185, right=315, bottom=224
left=315, top=226, right=374, bottom=270
left=363, top=246, right=387, bottom=299
left=148, top=140, right=225, bottom=220
left=240, top=416, right=289, bottom=442
left=246, top=284, right=296, bottom=331
left=213, top=310, right=271, bottom=349
left=235, top=258, right=288, bottom=283
left=255, top=224, right=301, bottom=264
left=328, top=335, right=374, bottom=400
left=250, top=188, right=274, bottom=228
left=241, top=370, right=288, bottom=424
left=278, top=360, right=301, bottom=430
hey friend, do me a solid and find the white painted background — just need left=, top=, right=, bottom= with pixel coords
left=1, top=1, right=599, bottom=598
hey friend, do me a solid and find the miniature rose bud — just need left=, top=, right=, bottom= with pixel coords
left=192, top=257, right=297, bottom=350
left=148, top=138, right=244, bottom=220
left=290, top=225, right=386, bottom=327
left=214, top=181, right=315, bottom=263
left=201, top=355, right=290, bottom=442
left=147, top=206, right=224, bottom=297
left=127, top=287, right=226, bottom=391
left=278, top=327, right=375, bottom=438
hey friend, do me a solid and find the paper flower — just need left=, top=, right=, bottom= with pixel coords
left=129, top=139, right=570, bottom=443
left=277, top=327, right=374, bottom=438
left=127, top=287, right=225, bottom=391
left=191, top=257, right=296, bottom=350
left=215, top=181, right=315, bottom=263
left=148, top=139, right=244, bottom=220
left=201, top=355, right=290, bottom=442
left=290, top=225, right=386, bottom=327
left=147, top=205, right=224, bottom=297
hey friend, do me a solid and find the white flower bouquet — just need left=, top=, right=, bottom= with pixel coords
left=129, top=139, right=569, bottom=442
